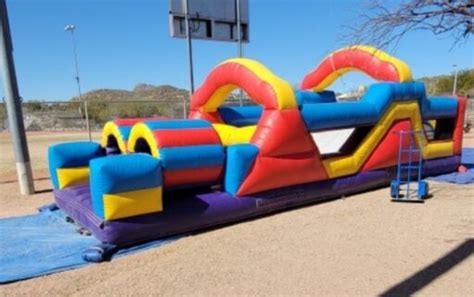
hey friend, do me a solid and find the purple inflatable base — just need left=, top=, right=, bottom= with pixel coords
left=55, top=156, right=460, bottom=245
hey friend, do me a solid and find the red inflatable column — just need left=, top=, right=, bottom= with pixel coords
left=453, top=96, right=467, bottom=155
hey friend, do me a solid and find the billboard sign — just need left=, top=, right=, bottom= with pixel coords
left=169, top=0, right=249, bottom=43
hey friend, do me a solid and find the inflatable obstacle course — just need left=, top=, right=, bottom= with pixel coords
left=49, top=45, right=466, bottom=249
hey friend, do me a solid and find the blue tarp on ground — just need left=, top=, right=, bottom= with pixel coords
left=0, top=207, right=179, bottom=284
left=460, top=147, right=474, bottom=166
left=428, top=148, right=474, bottom=184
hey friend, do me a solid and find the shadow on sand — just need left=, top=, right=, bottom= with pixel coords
left=380, top=238, right=473, bottom=296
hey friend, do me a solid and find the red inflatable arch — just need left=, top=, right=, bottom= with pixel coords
left=301, top=45, right=413, bottom=91
left=189, top=58, right=328, bottom=195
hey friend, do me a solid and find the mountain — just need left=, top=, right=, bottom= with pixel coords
left=73, top=84, right=189, bottom=103
left=67, top=84, right=191, bottom=123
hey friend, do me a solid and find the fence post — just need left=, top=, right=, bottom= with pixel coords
left=182, top=95, right=187, bottom=119
left=84, top=99, right=91, bottom=139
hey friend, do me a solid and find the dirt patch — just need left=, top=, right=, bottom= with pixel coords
left=0, top=131, right=100, bottom=182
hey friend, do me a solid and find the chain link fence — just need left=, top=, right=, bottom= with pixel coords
left=0, top=98, right=253, bottom=132
left=0, top=96, right=472, bottom=132
left=0, top=100, right=186, bottom=131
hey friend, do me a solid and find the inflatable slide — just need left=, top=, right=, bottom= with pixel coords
left=49, top=45, right=466, bottom=251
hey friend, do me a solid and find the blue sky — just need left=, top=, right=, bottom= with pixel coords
left=1, top=0, right=473, bottom=101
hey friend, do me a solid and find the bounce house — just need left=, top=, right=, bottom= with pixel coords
left=49, top=46, right=466, bottom=251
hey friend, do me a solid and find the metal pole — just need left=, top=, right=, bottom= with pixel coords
left=0, top=0, right=35, bottom=195
left=452, top=64, right=458, bottom=96
left=236, top=0, right=244, bottom=106
left=182, top=95, right=187, bottom=119
left=183, top=0, right=194, bottom=100
left=65, top=25, right=91, bottom=141
left=236, top=0, right=243, bottom=58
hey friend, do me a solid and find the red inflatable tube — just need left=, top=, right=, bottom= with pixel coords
left=191, top=62, right=279, bottom=112
left=164, top=166, right=224, bottom=188
left=154, top=128, right=221, bottom=148
left=302, top=48, right=400, bottom=90
left=453, top=96, right=467, bottom=155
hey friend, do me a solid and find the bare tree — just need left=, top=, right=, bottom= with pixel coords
left=348, top=0, right=474, bottom=48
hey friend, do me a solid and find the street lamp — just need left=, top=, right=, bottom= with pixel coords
left=64, top=24, right=91, bottom=141
left=452, top=64, right=459, bottom=96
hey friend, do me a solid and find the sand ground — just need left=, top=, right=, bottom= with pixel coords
left=0, top=132, right=473, bottom=296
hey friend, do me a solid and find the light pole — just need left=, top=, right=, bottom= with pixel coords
left=452, top=64, right=458, bottom=96
left=183, top=0, right=194, bottom=96
left=236, top=0, right=243, bottom=58
left=64, top=24, right=91, bottom=141
left=181, top=0, right=195, bottom=117
left=236, top=0, right=244, bottom=106
left=1, top=0, right=35, bottom=195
